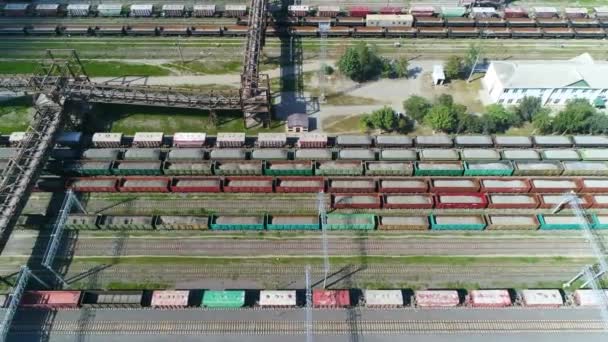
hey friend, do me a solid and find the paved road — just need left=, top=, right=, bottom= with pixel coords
left=3, top=230, right=601, bottom=258
left=5, top=307, right=608, bottom=342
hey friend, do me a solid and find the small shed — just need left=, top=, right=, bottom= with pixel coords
left=432, top=65, right=445, bottom=85
left=287, top=113, right=309, bottom=133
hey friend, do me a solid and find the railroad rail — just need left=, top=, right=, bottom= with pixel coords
left=9, top=319, right=606, bottom=335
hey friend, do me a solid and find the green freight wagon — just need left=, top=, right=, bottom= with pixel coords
left=99, top=215, right=155, bottom=230
left=441, top=6, right=467, bottom=17
left=414, top=162, right=464, bottom=176
left=202, top=290, right=245, bottom=308
left=325, top=214, right=375, bottom=230
left=267, top=216, right=319, bottom=230
left=210, top=215, right=265, bottom=230
left=213, top=161, right=262, bottom=175
left=111, top=161, right=162, bottom=175
left=579, top=148, right=608, bottom=161
left=316, top=161, right=363, bottom=176
left=464, top=161, right=513, bottom=176
left=65, top=215, right=99, bottom=229
left=591, top=214, right=608, bottom=229
left=365, top=161, right=413, bottom=176
left=537, top=214, right=586, bottom=230
left=154, top=216, right=209, bottom=230
left=162, top=161, right=213, bottom=175
left=64, top=160, right=113, bottom=176
left=430, top=214, right=486, bottom=231
left=263, top=161, right=314, bottom=176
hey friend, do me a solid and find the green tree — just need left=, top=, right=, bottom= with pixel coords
left=369, top=106, right=396, bottom=132
left=456, top=112, right=483, bottom=134
left=436, top=94, right=454, bottom=107
left=552, top=98, right=597, bottom=133
left=337, top=47, right=362, bottom=81
left=424, top=105, right=457, bottom=132
left=359, top=115, right=373, bottom=132
left=585, top=113, right=608, bottom=134
left=393, top=57, right=409, bottom=78
left=484, top=104, right=521, bottom=133
left=403, top=96, right=432, bottom=122
left=464, top=44, right=481, bottom=71
left=397, top=115, right=415, bottom=133
left=532, top=108, right=553, bottom=134
left=515, top=96, right=542, bottom=122
left=444, top=56, right=463, bottom=80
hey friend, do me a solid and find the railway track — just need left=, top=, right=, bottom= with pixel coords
left=11, top=319, right=606, bottom=334
left=54, top=237, right=595, bottom=257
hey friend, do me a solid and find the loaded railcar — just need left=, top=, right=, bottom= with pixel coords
left=193, top=5, right=216, bottom=17
left=275, top=176, right=325, bottom=193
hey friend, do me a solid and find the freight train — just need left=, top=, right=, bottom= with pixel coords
left=61, top=212, right=608, bottom=231
left=3, top=23, right=608, bottom=39
left=10, top=288, right=608, bottom=309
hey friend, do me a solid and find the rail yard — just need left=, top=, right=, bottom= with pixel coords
left=1, top=0, right=608, bottom=340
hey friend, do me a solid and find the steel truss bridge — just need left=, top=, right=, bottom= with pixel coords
left=0, top=0, right=270, bottom=248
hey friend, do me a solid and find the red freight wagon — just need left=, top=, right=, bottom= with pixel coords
left=435, top=193, right=488, bottom=209
left=592, top=195, right=608, bottom=208
left=487, top=194, right=539, bottom=209
left=119, top=177, right=170, bottom=192
left=415, top=290, right=459, bottom=308
left=430, top=178, right=480, bottom=193
left=170, top=177, right=221, bottom=192
left=504, top=7, right=527, bottom=18
left=312, top=289, right=350, bottom=308
left=383, top=194, right=434, bottom=209
left=69, top=177, right=119, bottom=192
left=380, top=6, right=402, bottom=14
left=348, top=6, right=371, bottom=17
left=223, top=176, right=273, bottom=193
left=530, top=178, right=581, bottom=193
left=329, top=178, right=376, bottom=193
left=539, top=194, right=592, bottom=209
left=581, top=179, right=608, bottom=193
left=480, top=178, right=531, bottom=193
left=275, top=176, right=325, bottom=193
left=332, top=193, right=382, bottom=209
left=21, top=291, right=81, bottom=309
left=468, top=290, right=512, bottom=307
left=379, top=179, right=428, bottom=193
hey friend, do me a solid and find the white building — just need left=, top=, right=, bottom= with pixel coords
left=482, top=53, right=608, bottom=107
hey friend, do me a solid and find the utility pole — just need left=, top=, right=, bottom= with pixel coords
left=554, top=191, right=608, bottom=330
left=0, top=266, right=50, bottom=342
left=317, top=191, right=329, bottom=288
left=305, top=265, right=313, bottom=342
left=176, top=36, right=184, bottom=64
left=318, top=21, right=330, bottom=103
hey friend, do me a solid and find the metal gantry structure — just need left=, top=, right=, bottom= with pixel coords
left=0, top=9, right=273, bottom=240
left=0, top=266, right=49, bottom=341
left=305, top=265, right=313, bottom=342
left=42, top=189, right=86, bottom=288
left=317, top=191, right=330, bottom=289
left=553, top=191, right=608, bottom=330
left=241, top=0, right=272, bottom=127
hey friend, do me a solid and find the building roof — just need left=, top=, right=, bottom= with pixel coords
left=490, top=53, right=608, bottom=89
left=287, top=113, right=308, bottom=128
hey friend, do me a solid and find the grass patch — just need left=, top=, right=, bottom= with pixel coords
left=164, top=60, right=241, bottom=75
left=323, top=115, right=363, bottom=133
left=87, top=103, right=284, bottom=135
left=0, top=97, right=33, bottom=133
left=71, top=255, right=590, bottom=267
left=0, top=60, right=170, bottom=77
